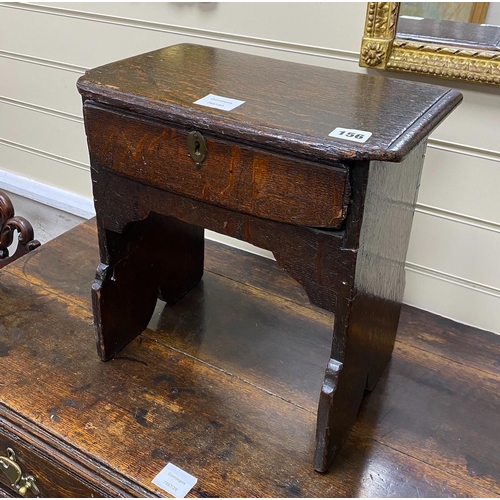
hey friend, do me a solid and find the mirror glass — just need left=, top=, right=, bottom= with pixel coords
left=396, top=2, right=500, bottom=51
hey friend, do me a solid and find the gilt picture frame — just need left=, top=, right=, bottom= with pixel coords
left=359, top=2, right=500, bottom=85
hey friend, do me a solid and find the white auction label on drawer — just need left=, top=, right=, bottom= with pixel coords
left=329, top=127, right=372, bottom=144
left=152, top=462, right=197, bottom=498
left=194, top=93, right=245, bottom=111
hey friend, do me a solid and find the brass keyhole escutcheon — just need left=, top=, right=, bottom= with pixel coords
left=187, top=131, right=208, bottom=168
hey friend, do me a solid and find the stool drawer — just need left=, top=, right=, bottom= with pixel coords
left=84, top=103, right=350, bottom=228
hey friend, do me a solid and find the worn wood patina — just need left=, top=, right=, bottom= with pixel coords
left=0, top=220, right=499, bottom=496
left=77, top=44, right=462, bottom=472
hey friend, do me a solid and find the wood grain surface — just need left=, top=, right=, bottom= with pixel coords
left=90, top=170, right=351, bottom=315
left=77, top=44, right=462, bottom=163
left=80, top=43, right=461, bottom=471
left=84, top=103, right=350, bottom=227
left=0, top=219, right=499, bottom=497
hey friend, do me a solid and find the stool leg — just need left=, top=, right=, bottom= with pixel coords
left=364, top=298, right=402, bottom=391
left=313, top=291, right=402, bottom=472
left=93, top=213, right=204, bottom=361
left=313, top=295, right=368, bottom=472
left=313, top=151, right=426, bottom=471
left=157, top=219, right=205, bottom=305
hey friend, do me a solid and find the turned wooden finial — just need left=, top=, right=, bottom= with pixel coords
left=0, top=190, right=41, bottom=269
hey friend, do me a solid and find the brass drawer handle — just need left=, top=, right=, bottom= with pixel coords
left=187, top=131, right=208, bottom=168
left=0, top=447, right=39, bottom=497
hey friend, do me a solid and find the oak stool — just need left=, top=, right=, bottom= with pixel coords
left=78, top=44, right=461, bottom=472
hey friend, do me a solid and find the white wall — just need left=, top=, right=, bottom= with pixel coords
left=1, top=2, right=499, bottom=334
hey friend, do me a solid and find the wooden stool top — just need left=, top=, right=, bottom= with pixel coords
left=77, top=44, right=462, bottom=163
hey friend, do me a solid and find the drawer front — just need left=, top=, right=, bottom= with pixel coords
left=84, top=103, right=350, bottom=228
left=0, top=433, right=104, bottom=498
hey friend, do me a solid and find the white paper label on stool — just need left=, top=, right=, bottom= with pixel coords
left=152, top=462, right=197, bottom=498
left=194, top=93, right=245, bottom=111
left=329, top=127, right=372, bottom=144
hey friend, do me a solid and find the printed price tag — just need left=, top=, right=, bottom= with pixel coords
left=194, top=93, right=245, bottom=111
left=329, top=127, right=372, bottom=144
left=152, top=462, right=197, bottom=498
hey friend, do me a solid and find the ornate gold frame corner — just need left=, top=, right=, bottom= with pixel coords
left=360, top=2, right=500, bottom=86
left=360, top=2, right=400, bottom=69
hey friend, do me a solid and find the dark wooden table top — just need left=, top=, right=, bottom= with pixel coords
left=1, top=219, right=499, bottom=497
left=77, top=44, right=462, bottom=163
